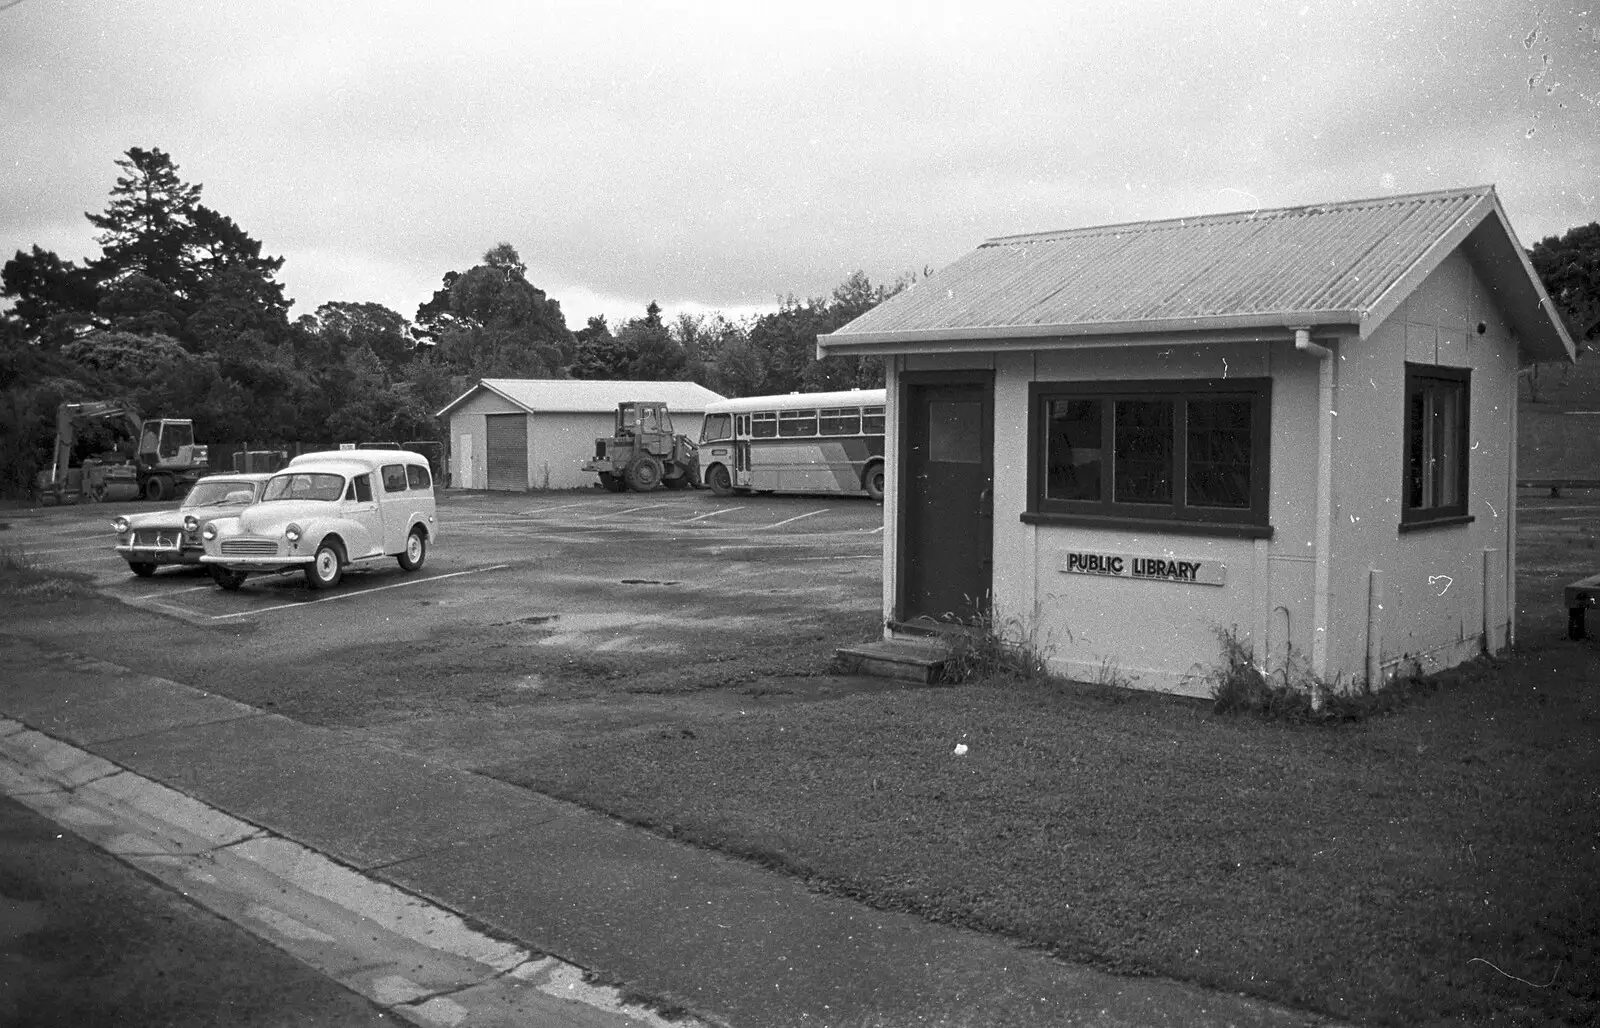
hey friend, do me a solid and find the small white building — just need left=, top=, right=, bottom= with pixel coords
left=436, top=378, right=725, bottom=491
left=818, top=187, right=1576, bottom=695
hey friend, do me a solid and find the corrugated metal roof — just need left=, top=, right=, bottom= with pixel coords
left=436, top=379, right=725, bottom=418
left=823, top=186, right=1518, bottom=344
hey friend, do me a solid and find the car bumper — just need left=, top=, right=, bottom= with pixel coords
left=199, top=554, right=313, bottom=572
left=115, top=543, right=205, bottom=565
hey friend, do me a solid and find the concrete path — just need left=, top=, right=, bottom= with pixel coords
left=0, top=634, right=1344, bottom=1028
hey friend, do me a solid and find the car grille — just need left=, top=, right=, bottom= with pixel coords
left=220, top=539, right=279, bottom=556
left=135, top=529, right=181, bottom=547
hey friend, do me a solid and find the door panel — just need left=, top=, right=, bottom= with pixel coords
left=901, top=379, right=993, bottom=622
left=485, top=414, right=528, bottom=491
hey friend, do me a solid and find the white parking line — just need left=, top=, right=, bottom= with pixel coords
left=596, top=503, right=671, bottom=518
left=514, top=502, right=595, bottom=515
left=763, top=509, right=830, bottom=529
left=136, top=584, right=216, bottom=599
left=206, top=564, right=512, bottom=621
left=680, top=507, right=743, bottom=523
left=793, top=554, right=880, bottom=561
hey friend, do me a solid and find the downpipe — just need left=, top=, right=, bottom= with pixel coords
left=1299, top=328, right=1335, bottom=711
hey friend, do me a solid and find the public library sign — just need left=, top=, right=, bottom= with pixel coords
left=1061, top=550, right=1227, bottom=586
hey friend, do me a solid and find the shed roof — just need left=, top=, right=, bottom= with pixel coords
left=819, top=186, right=1575, bottom=362
left=436, top=379, right=726, bottom=419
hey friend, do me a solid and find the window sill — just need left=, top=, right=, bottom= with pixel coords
left=1398, top=514, right=1476, bottom=534
left=1021, top=511, right=1274, bottom=539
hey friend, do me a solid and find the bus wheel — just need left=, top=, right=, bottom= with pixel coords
left=707, top=464, right=734, bottom=497
left=864, top=462, right=885, bottom=502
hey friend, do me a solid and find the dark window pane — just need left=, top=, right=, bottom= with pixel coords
left=778, top=410, right=818, bottom=437
left=1407, top=387, right=1426, bottom=508
left=863, top=407, right=885, bottom=435
left=382, top=464, right=408, bottom=492
left=752, top=413, right=777, bottom=438
left=1407, top=377, right=1465, bottom=511
left=1186, top=399, right=1252, bottom=508
left=1045, top=399, right=1102, bottom=501
left=928, top=401, right=982, bottom=463
left=818, top=409, right=860, bottom=436
left=1114, top=400, right=1173, bottom=503
left=407, top=464, right=431, bottom=489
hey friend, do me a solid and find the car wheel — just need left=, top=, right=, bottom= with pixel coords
left=129, top=562, right=157, bottom=578
left=210, top=567, right=247, bottom=591
left=624, top=456, right=663, bottom=492
left=864, top=462, right=885, bottom=502
left=397, top=529, right=427, bottom=572
left=305, top=540, right=344, bottom=590
left=707, top=464, right=734, bottom=497
left=599, top=472, right=625, bottom=493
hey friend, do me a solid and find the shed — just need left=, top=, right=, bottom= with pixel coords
left=819, top=186, right=1576, bottom=695
left=435, top=378, right=726, bottom=491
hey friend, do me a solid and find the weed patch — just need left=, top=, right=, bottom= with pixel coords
left=936, top=601, right=1057, bottom=684
left=1206, top=627, right=1439, bottom=723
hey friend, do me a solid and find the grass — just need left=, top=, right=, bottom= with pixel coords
left=0, top=545, right=89, bottom=601
left=492, top=635, right=1600, bottom=1027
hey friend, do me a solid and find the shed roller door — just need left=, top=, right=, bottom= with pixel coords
left=485, top=414, right=528, bottom=491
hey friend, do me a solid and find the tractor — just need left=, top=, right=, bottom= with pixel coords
left=582, top=401, right=700, bottom=492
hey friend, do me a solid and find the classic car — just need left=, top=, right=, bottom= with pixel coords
left=199, top=449, right=437, bottom=591
left=111, top=473, right=273, bottom=576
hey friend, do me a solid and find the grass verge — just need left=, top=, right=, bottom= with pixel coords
left=490, top=645, right=1599, bottom=1027
left=0, top=545, right=90, bottom=602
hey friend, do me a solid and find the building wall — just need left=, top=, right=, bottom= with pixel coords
left=887, top=250, right=1520, bottom=694
left=445, top=390, right=525, bottom=490
left=1325, top=252, right=1519, bottom=683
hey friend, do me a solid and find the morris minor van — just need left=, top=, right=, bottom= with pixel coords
left=199, top=450, right=437, bottom=591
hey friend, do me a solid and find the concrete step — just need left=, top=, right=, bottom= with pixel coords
left=834, top=639, right=949, bottom=684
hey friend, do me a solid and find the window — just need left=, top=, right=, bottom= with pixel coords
left=381, top=464, right=408, bottom=492
left=778, top=409, right=819, bottom=437
left=1402, top=364, right=1470, bottom=530
left=701, top=413, right=733, bottom=443
left=863, top=406, right=885, bottom=435
left=818, top=408, right=861, bottom=436
left=1026, top=378, right=1271, bottom=536
left=407, top=464, right=431, bottom=490
left=752, top=412, right=777, bottom=438
left=353, top=474, right=373, bottom=503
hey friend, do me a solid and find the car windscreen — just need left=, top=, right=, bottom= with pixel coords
left=262, top=472, right=345, bottom=502
left=183, top=481, right=255, bottom=507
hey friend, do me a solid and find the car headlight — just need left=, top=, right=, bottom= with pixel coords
left=183, top=515, right=199, bottom=533
left=285, top=523, right=302, bottom=543
left=202, top=523, right=218, bottom=541
left=112, top=517, right=130, bottom=534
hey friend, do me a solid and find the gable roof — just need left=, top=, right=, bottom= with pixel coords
left=436, top=378, right=725, bottom=419
left=819, top=186, right=1575, bottom=362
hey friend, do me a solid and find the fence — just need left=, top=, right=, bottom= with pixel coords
left=210, top=440, right=448, bottom=482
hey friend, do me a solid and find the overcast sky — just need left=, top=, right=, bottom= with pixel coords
left=2, top=1, right=1596, bottom=330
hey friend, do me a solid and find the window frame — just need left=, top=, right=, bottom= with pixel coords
left=1400, top=363, right=1472, bottom=532
left=1024, top=377, right=1273, bottom=538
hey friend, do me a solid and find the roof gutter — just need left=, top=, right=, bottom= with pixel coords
left=817, top=310, right=1360, bottom=356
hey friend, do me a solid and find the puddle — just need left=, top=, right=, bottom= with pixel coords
left=620, top=579, right=679, bottom=586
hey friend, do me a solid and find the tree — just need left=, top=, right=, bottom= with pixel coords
left=418, top=245, right=574, bottom=379
left=1531, top=222, right=1600, bottom=347
left=613, top=301, right=688, bottom=381
left=0, top=245, right=101, bottom=343
left=569, top=314, right=638, bottom=380
left=85, top=146, right=202, bottom=291
left=78, top=147, right=290, bottom=351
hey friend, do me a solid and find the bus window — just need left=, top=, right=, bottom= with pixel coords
left=752, top=412, right=778, bottom=438
left=863, top=407, right=886, bottom=435
left=778, top=409, right=818, bottom=437
left=819, top=408, right=860, bottom=435
left=701, top=413, right=733, bottom=443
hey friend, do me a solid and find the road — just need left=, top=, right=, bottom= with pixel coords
left=0, top=487, right=890, bottom=1025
